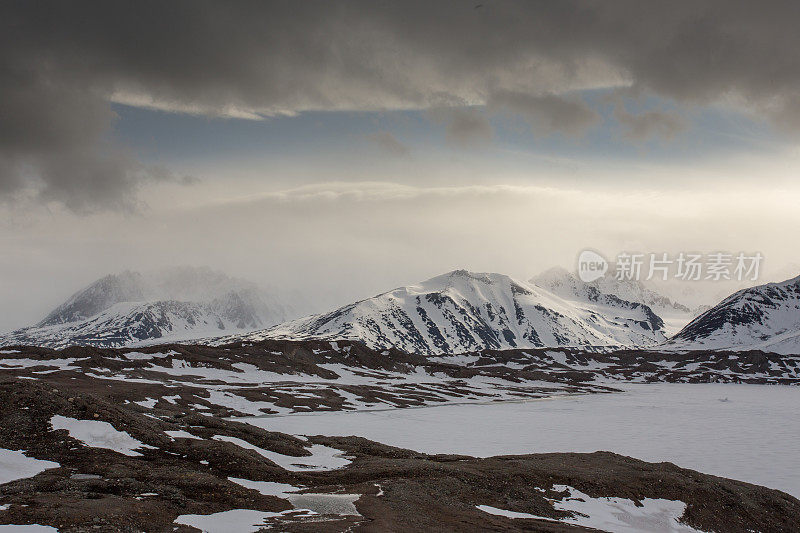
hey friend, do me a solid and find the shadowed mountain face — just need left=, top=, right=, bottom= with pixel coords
left=1, top=267, right=303, bottom=349
left=229, top=269, right=667, bottom=354
left=665, top=275, right=800, bottom=354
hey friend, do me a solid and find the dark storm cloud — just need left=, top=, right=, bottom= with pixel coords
left=3, top=1, right=800, bottom=209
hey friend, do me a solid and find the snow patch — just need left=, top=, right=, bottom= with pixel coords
left=0, top=448, right=59, bottom=484
left=212, top=435, right=350, bottom=471
left=173, top=509, right=306, bottom=533
left=165, top=430, right=201, bottom=440
left=50, top=415, right=147, bottom=457
left=0, top=526, right=59, bottom=532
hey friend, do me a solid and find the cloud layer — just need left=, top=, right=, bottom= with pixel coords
left=3, top=1, right=800, bottom=208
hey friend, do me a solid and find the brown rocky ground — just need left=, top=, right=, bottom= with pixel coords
left=1, top=340, right=799, bottom=531
left=0, top=340, right=616, bottom=417
left=1, top=376, right=799, bottom=532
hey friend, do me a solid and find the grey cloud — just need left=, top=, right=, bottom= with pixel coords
left=489, top=91, right=600, bottom=137
left=3, top=1, right=800, bottom=208
left=614, top=106, right=688, bottom=142
left=429, top=108, right=493, bottom=148
left=367, top=132, right=410, bottom=157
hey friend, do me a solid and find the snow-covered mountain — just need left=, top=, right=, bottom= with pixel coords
left=0, top=267, right=302, bottom=349
left=230, top=269, right=666, bottom=354
left=531, top=267, right=706, bottom=336
left=663, top=275, right=800, bottom=354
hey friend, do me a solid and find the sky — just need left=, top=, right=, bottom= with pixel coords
left=2, top=1, right=800, bottom=331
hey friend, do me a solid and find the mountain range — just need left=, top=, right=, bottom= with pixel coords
left=2, top=266, right=799, bottom=355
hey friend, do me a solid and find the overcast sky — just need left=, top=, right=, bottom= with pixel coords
left=2, top=1, right=800, bottom=331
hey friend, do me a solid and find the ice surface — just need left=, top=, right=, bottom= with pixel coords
left=50, top=415, right=147, bottom=457
left=245, top=383, right=800, bottom=497
left=0, top=448, right=59, bottom=485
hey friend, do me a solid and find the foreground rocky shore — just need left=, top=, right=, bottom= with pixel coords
left=1, top=340, right=798, bottom=531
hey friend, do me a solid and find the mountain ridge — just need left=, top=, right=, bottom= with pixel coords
left=226, top=269, right=667, bottom=354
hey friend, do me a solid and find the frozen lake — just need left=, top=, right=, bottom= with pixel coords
left=245, top=383, right=800, bottom=498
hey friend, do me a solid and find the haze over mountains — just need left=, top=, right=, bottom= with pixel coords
left=0, top=267, right=308, bottom=349
left=2, top=266, right=799, bottom=356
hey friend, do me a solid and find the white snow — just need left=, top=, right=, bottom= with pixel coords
left=0, top=358, right=82, bottom=372
left=50, top=415, right=147, bottom=457
left=228, top=478, right=300, bottom=498
left=204, top=390, right=275, bottom=416
left=227, top=478, right=360, bottom=516
left=0, top=448, right=59, bottom=484
left=122, top=351, right=173, bottom=360
left=0, top=526, right=58, bottom=532
left=134, top=398, right=157, bottom=408
left=477, top=485, right=704, bottom=532
left=476, top=505, right=539, bottom=519
left=543, top=485, right=702, bottom=532
left=212, top=435, right=350, bottom=471
left=164, top=430, right=201, bottom=440
left=173, top=509, right=300, bottom=532
left=286, top=492, right=360, bottom=516
left=245, top=383, right=800, bottom=497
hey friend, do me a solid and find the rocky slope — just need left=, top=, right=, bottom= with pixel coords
left=231, top=270, right=667, bottom=354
